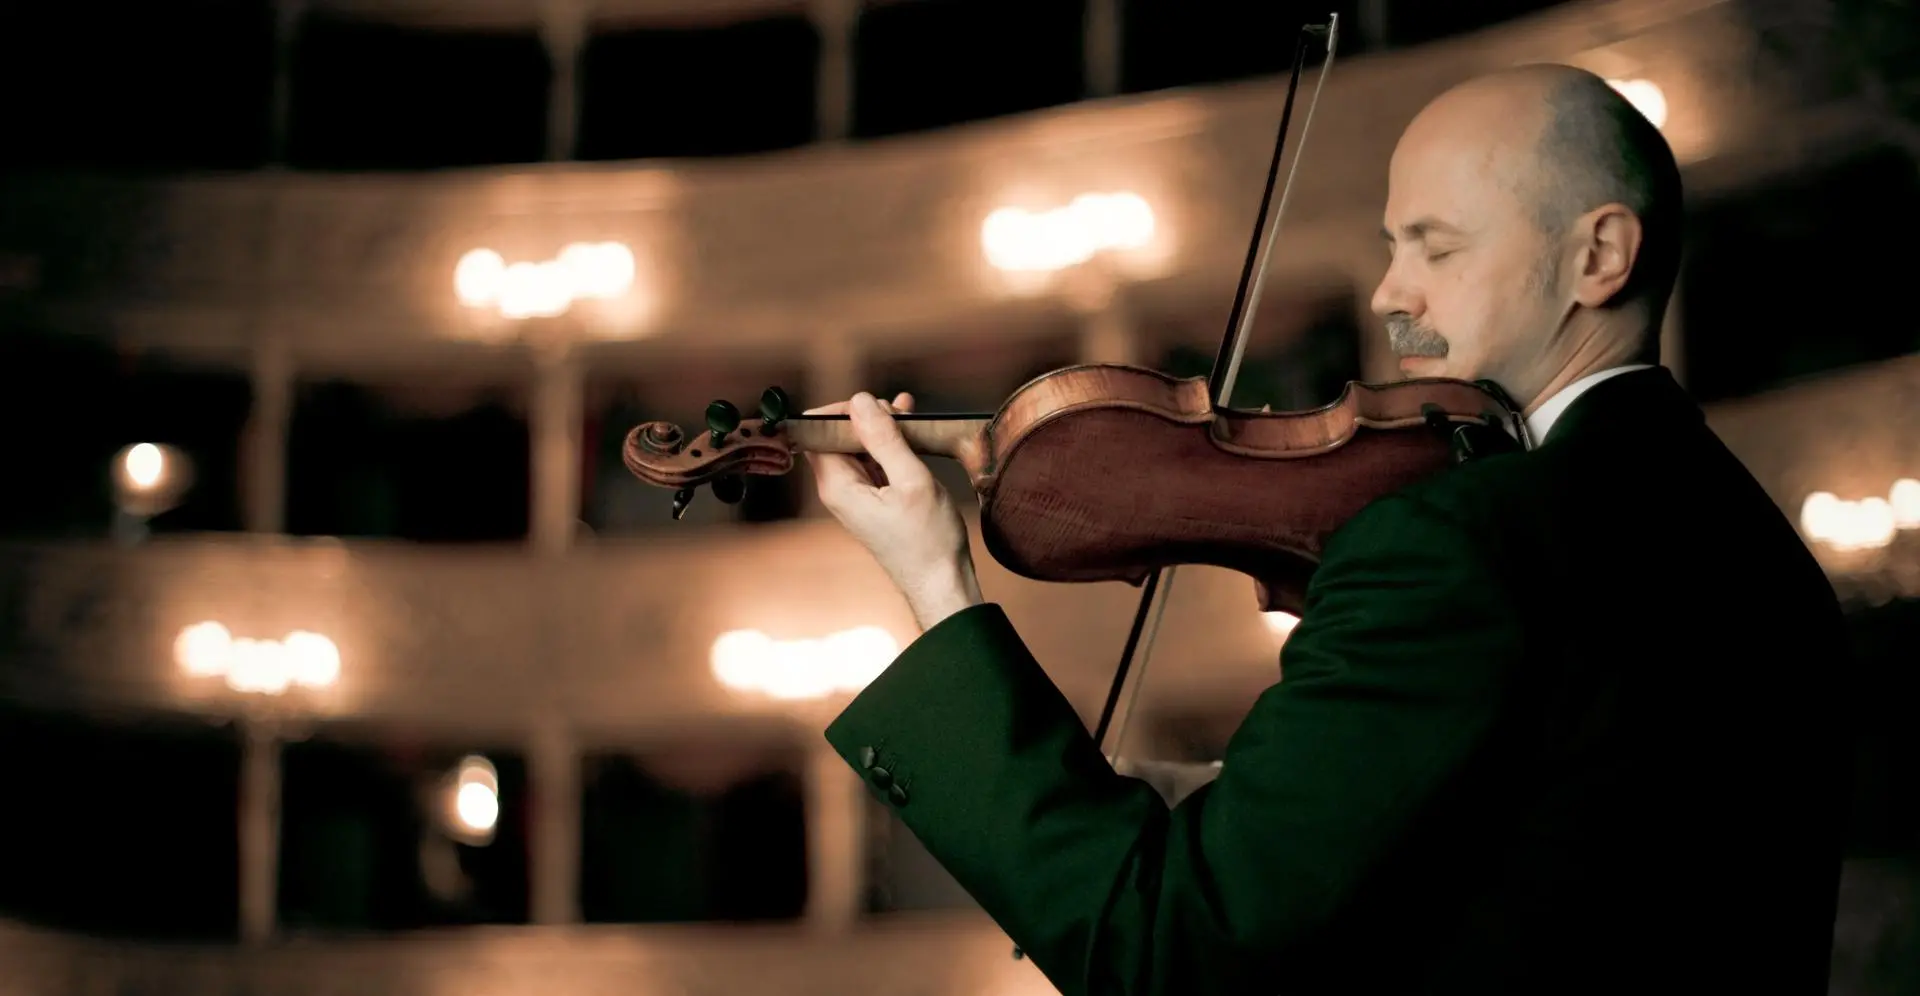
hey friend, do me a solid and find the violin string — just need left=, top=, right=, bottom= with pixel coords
left=790, top=413, right=998, bottom=421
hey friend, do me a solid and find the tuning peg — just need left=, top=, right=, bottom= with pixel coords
left=711, top=475, right=746, bottom=504
left=671, top=487, right=697, bottom=520
left=759, top=386, right=792, bottom=429
left=706, top=400, right=741, bottom=448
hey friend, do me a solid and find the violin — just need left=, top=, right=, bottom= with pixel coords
left=626, top=369, right=1512, bottom=616
left=622, top=13, right=1519, bottom=844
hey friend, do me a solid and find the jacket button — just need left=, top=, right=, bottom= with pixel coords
left=887, top=782, right=909, bottom=806
left=858, top=746, right=878, bottom=768
left=867, top=766, right=893, bottom=789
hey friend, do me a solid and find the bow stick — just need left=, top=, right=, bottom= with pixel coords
left=1094, top=13, right=1343, bottom=779
left=1010, top=14, right=1342, bottom=961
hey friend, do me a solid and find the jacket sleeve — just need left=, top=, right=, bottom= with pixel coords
left=822, top=493, right=1525, bottom=995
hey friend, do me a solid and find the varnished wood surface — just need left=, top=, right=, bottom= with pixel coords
left=622, top=414, right=996, bottom=490
left=965, top=366, right=1505, bottom=610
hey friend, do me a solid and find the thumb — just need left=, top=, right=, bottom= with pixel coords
left=848, top=392, right=926, bottom=485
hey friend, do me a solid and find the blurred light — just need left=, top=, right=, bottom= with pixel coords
left=558, top=241, right=636, bottom=298
left=124, top=443, right=164, bottom=490
left=982, top=191, right=1155, bottom=274
left=112, top=442, right=192, bottom=518
left=1261, top=611, right=1299, bottom=640
left=454, top=242, right=636, bottom=319
left=453, top=248, right=504, bottom=307
left=710, top=626, right=901, bottom=701
left=227, top=637, right=293, bottom=695
left=455, top=782, right=498, bottom=832
left=175, top=621, right=234, bottom=676
left=443, top=755, right=499, bottom=844
left=1891, top=478, right=1920, bottom=529
left=282, top=631, right=343, bottom=688
left=1800, top=480, right=1920, bottom=552
left=1607, top=78, right=1668, bottom=129
left=174, top=621, right=339, bottom=694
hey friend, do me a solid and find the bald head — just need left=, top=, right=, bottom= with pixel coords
left=1448, top=65, right=1685, bottom=318
left=1525, top=67, right=1682, bottom=315
left=1373, top=64, right=1686, bottom=400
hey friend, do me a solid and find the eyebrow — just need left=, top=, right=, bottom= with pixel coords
left=1379, top=217, right=1464, bottom=243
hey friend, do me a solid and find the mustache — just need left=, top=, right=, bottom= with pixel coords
left=1385, top=314, right=1449, bottom=358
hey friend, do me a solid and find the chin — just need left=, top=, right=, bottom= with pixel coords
left=1396, top=356, right=1450, bottom=379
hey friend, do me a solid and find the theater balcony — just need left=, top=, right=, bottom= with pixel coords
left=0, top=0, right=1915, bottom=993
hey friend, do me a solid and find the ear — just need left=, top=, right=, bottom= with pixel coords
left=1573, top=204, right=1643, bottom=308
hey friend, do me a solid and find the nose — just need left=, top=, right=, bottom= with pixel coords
left=1369, top=260, right=1415, bottom=322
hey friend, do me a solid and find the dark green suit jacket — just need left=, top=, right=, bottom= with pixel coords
left=825, top=368, right=1852, bottom=995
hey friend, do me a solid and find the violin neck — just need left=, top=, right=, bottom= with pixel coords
left=785, top=415, right=993, bottom=464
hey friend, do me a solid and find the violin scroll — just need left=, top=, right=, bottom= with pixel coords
left=625, top=387, right=800, bottom=519
left=626, top=384, right=996, bottom=520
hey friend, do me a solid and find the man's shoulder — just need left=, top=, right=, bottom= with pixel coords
left=1319, top=446, right=1564, bottom=586
left=1300, top=452, right=1543, bottom=629
left=1356, top=447, right=1546, bottom=533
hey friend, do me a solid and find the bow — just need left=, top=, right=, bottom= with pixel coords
left=1010, top=13, right=1343, bottom=962
left=1092, top=13, right=1344, bottom=781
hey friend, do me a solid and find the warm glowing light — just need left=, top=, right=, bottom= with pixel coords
left=1261, top=611, right=1299, bottom=639
left=453, top=248, right=505, bottom=307
left=1607, top=78, right=1668, bottom=129
left=123, top=443, right=164, bottom=490
left=174, top=622, right=340, bottom=694
left=455, top=782, right=499, bottom=832
left=1891, top=478, right=1920, bottom=530
left=1799, top=481, right=1920, bottom=552
left=112, top=442, right=191, bottom=517
left=174, top=621, right=234, bottom=677
left=710, top=626, right=901, bottom=701
left=226, top=637, right=293, bottom=695
left=982, top=191, right=1156, bottom=273
left=557, top=241, right=636, bottom=299
left=445, top=755, right=500, bottom=842
left=454, top=242, right=636, bottom=319
left=282, top=630, right=343, bottom=688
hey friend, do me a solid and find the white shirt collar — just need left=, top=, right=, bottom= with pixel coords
left=1523, top=364, right=1655, bottom=447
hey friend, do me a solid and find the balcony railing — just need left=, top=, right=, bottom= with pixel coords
left=1, top=355, right=1914, bottom=731
left=0, top=518, right=1298, bottom=734
left=0, top=0, right=1878, bottom=377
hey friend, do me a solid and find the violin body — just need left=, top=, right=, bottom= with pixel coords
left=966, top=365, right=1512, bottom=614
left=622, top=363, right=1517, bottom=613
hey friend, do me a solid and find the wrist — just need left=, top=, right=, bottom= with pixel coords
left=904, top=559, right=984, bottom=631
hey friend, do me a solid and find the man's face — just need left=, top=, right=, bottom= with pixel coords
left=1370, top=116, right=1567, bottom=397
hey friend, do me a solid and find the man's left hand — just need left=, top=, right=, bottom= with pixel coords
left=804, top=391, right=984, bottom=630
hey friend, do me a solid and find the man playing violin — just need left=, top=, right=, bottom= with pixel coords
left=805, top=64, right=1851, bottom=995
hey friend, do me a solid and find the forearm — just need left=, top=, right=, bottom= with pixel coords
left=901, top=557, right=985, bottom=632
